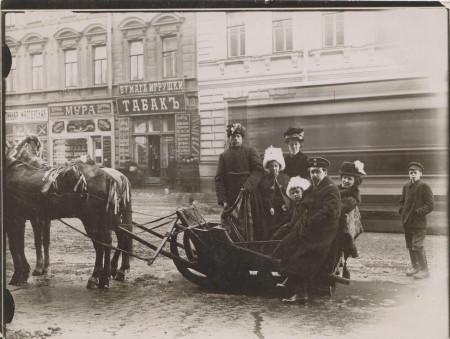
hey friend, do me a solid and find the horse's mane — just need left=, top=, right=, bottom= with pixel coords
left=6, top=135, right=51, bottom=170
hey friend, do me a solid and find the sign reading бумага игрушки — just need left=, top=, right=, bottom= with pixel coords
left=118, top=80, right=184, bottom=95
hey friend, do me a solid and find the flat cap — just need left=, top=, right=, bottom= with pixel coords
left=408, top=162, right=424, bottom=172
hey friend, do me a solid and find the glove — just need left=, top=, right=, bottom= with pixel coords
left=270, top=208, right=275, bottom=215
left=282, top=205, right=287, bottom=211
left=241, top=187, right=250, bottom=195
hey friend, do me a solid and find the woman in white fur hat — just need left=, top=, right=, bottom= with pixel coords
left=258, top=146, right=291, bottom=239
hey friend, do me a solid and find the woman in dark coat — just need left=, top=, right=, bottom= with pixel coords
left=215, top=123, right=265, bottom=241
left=282, top=127, right=309, bottom=179
left=259, top=146, right=291, bottom=239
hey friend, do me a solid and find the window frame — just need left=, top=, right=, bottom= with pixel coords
left=93, top=45, right=107, bottom=85
left=227, top=24, right=246, bottom=58
left=272, top=19, right=293, bottom=53
left=129, top=40, right=144, bottom=81
left=322, top=13, right=345, bottom=48
left=5, top=13, right=16, bottom=27
left=31, top=53, right=44, bottom=90
left=64, top=49, right=78, bottom=88
left=162, top=36, right=178, bottom=78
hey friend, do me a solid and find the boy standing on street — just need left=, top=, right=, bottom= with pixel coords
left=398, top=162, right=435, bottom=279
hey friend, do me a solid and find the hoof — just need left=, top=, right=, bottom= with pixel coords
left=114, top=271, right=125, bottom=281
left=86, top=278, right=98, bottom=289
left=32, top=269, right=43, bottom=276
left=9, top=277, right=27, bottom=286
left=110, top=268, right=118, bottom=278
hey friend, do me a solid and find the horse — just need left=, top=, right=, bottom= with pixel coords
left=5, top=135, right=133, bottom=288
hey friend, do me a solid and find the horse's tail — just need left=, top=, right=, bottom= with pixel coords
left=120, top=177, right=133, bottom=259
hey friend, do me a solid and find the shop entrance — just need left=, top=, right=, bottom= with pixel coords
left=132, top=134, right=175, bottom=182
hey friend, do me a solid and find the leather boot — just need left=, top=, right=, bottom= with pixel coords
left=282, top=283, right=308, bottom=304
left=406, top=250, right=420, bottom=276
left=413, top=249, right=430, bottom=279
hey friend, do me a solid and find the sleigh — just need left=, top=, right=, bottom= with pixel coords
left=118, top=205, right=350, bottom=291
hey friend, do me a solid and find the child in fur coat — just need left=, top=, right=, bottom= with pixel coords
left=258, top=146, right=291, bottom=239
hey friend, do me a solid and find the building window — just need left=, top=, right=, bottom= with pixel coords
left=323, top=13, right=344, bottom=47
left=32, top=54, right=43, bottom=90
left=162, top=37, right=178, bottom=78
left=65, top=49, right=77, bottom=87
left=5, top=13, right=16, bottom=26
left=273, top=19, right=292, bottom=53
left=130, top=41, right=144, bottom=81
left=94, top=45, right=107, bottom=84
left=7, top=56, right=17, bottom=92
left=227, top=12, right=245, bottom=57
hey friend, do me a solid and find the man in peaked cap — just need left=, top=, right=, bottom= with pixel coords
left=215, top=123, right=265, bottom=241
left=282, top=127, right=309, bottom=179
left=398, top=162, right=434, bottom=279
left=280, top=156, right=341, bottom=303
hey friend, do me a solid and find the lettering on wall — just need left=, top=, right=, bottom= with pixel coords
left=6, top=108, right=48, bottom=123
left=116, top=94, right=186, bottom=116
left=175, top=114, right=190, bottom=158
left=118, top=118, right=130, bottom=166
left=118, top=80, right=185, bottom=95
left=49, top=102, right=113, bottom=117
left=190, top=115, right=200, bottom=158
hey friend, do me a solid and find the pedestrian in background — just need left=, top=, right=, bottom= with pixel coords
left=282, top=127, right=309, bottom=179
left=398, top=162, right=435, bottom=279
left=167, top=155, right=178, bottom=189
left=86, top=154, right=95, bottom=165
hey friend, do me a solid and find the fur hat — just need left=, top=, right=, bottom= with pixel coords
left=262, top=146, right=285, bottom=171
left=339, top=160, right=366, bottom=177
left=226, top=123, right=246, bottom=138
left=284, top=127, right=305, bottom=144
left=286, top=176, right=311, bottom=199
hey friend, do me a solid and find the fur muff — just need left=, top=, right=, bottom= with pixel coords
left=286, top=176, right=311, bottom=199
left=262, top=146, right=286, bottom=171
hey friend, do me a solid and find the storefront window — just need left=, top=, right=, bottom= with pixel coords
left=134, top=117, right=147, bottom=133
left=148, top=116, right=163, bottom=132
left=133, top=136, right=147, bottom=168
left=53, top=138, right=87, bottom=166
left=6, top=125, right=14, bottom=140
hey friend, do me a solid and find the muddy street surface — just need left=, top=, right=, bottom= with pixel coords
left=5, top=190, right=449, bottom=339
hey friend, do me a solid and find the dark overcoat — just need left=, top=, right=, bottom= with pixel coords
left=215, top=145, right=265, bottom=239
left=277, top=175, right=341, bottom=282
left=398, top=180, right=434, bottom=229
left=258, top=172, right=291, bottom=238
left=283, top=151, right=309, bottom=179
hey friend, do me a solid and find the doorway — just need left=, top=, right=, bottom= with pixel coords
left=148, top=135, right=160, bottom=177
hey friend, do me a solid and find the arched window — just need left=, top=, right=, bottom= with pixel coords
left=20, top=32, right=48, bottom=90
left=84, top=24, right=108, bottom=85
left=54, top=28, right=82, bottom=88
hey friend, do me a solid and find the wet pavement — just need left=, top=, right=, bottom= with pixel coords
left=4, top=191, right=449, bottom=339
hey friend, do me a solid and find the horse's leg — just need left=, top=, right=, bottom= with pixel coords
left=31, top=217, right=44, bottom=276
left=110, top=215, right=121, bottom=279
left=9, top=215, right=31, bottom=284
left=42, top=217, right=51, bottom=274
left=115, top=204, right=133, bottom=281
left=98, top=229, right=112, bottom=289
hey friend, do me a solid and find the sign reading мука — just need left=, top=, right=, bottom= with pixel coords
left=117, top=94, right=186, bottom=116
left=118, top=80, right=184, bottom=96
left=49, top=102, right=113, bottom=117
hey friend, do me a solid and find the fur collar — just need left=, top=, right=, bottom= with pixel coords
left=338, top=184, right=361, bottom=203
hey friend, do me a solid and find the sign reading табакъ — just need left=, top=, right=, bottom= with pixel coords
left=49, top=102, right=113, bottom=117
left=117, top=94, right=186, bottom=116
left=118, top=80, right=184, bottom=95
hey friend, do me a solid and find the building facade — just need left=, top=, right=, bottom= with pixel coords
left=5, top=11, right=198, bottom=183
left=196, top=10, right=448, bottom=196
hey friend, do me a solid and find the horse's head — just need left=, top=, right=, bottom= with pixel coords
left=5, top=135, right=46, bottom=170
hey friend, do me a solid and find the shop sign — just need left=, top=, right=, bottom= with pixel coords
left=67, top=120, right=96, bottom=133
left=6, top=108, right=48, bottom=123
left=116, top=94, right=185, bottom=116
left=176, top=114, right=190, bottom=157
left=118, top=80, right=185, bottom=96
left=98, top=119, right=112, bottom=132
left=190, top=115, right=200, bottom=158
left=49, top=102, right=113, bottom=117
left=118, top=118, right=130, bottom=166
left=52, top=121, right=65, bottom=134
left=37, top=124, right=48, bottom=136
